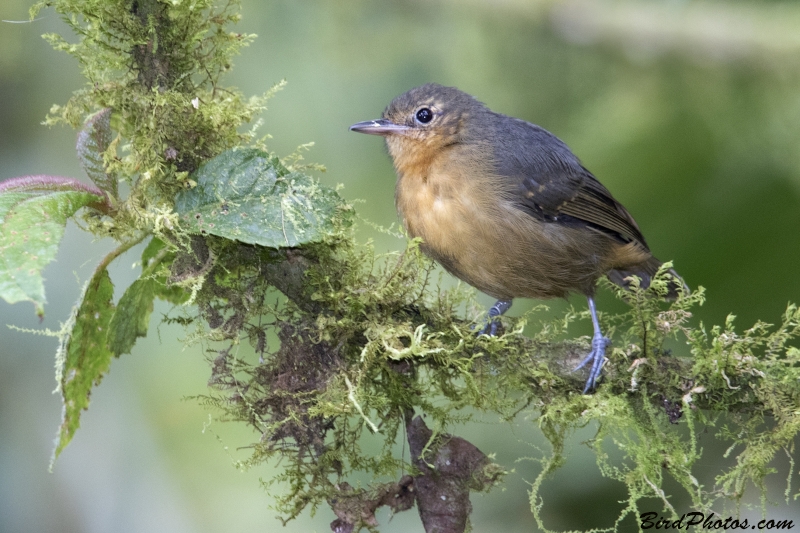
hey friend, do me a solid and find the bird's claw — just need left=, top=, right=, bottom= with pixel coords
left=475, top=299, right=512, bottom=337
left=476, top=317, right=503, bottom=337
left=573, top=334, right=610, bottom=394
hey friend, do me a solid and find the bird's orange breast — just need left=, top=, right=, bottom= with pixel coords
left=396, top=157, right=489, bottom=249
left=393, top=143, right=529, bottom=299
left=390, top=139, right=653, bottom=301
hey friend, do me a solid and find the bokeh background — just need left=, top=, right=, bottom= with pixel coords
left=1, top=0, right=799, bottom=531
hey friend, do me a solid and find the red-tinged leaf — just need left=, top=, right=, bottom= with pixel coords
left=77, top=108, right=118, bottom=198
left=0, top=176, right=109, bottom=316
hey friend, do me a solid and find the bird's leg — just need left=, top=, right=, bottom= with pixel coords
left=573, top=296, right=610, bottom=394
left=478, top=299, right=512, bottom=336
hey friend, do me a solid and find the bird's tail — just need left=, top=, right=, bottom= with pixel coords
left=607, top=256, right=687, bottom=300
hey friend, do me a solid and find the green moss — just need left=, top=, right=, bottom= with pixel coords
left=32, top=0, right=278, bottom=231
left=27, top=1, right=800, bottom=531
left=192, top=228, right=799, bottom=528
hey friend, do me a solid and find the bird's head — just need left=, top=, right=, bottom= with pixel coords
left=350, top=84, right=487, bottom=169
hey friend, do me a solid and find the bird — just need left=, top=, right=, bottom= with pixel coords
left=349, top=83, right=682, bottom=393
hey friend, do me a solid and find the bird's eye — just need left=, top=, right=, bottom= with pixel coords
left=415, top=108, right=433, bottom=124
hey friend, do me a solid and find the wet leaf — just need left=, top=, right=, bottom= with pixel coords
left=174, top=148, right=350, bottom=248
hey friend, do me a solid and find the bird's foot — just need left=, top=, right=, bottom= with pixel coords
left=475, top=300, right=512, bottom=337
left=477, top=317, right=504, bottom=336
left=573, top=333, right=610, bottom=394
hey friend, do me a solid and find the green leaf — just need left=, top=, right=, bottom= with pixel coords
left=142, top=237, right=189, bottom=305
left=107, top=278, right=156, bottom=357
left=0, top=176, right=108, bottom=316
left=77, top=108, right=118, bottom=198
left=52, top=235, right=181, bottom=463
left=53, top=267, right=115, bottom=462
left=141, top=235, right=166, bottom=266
left=174, top=148, right=351, bottom=248
left=100, top=237, right=187, bottom=360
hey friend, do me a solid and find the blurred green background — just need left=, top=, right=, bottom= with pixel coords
left=1, top=0, right=799, bottom=531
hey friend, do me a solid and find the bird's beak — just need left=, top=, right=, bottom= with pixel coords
left=349, top=119, right=411, bottom=136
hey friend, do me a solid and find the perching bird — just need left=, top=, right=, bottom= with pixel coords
left=350, top=84, right=682, bottom=393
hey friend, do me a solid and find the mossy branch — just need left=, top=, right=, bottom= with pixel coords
left=9, top=2, right=797, bottom=533
left=190, top=236, right=798, bottom=533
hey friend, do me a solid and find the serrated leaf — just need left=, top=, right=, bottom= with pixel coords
left=0, top=176, right=108, bottom=316
left=53, top=267, right=115, bottom=462
left=77, top=108, right=118, bottom=198
left=142, top=237, right=189, bottom=305
left=142, top=235, right=166, bottom=266
left=174, top=148, right=351, bottom=248
left=107, top=278, right=156, bottom=357
left=53, top=236, right=185, bottom=463
left=155, top=279, right=188, bottom=305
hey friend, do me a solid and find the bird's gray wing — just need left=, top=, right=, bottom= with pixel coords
left=491, top=117, right=649, bottom=249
